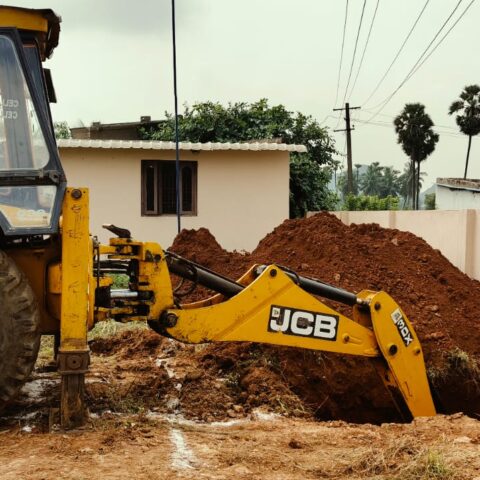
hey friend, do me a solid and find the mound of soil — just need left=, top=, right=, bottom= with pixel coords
left=168, top=213, right=480, bottom=423
left=90, top=329, right=166, bottom=359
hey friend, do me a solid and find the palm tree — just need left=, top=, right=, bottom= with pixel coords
left=337, top=170, right=359, bottom=197
left=394, top=104, right=439, bottom=210
left=448, top=85, right=480, bottom=179
left=398, top=161, right=426, bottom=209
left=379, top=166, right=401, bottom=197
left=360, top=162, right=383, bottom=196
left=398, top=161, right=413, bottom=208
left=354, top=163, right=362, bottom=186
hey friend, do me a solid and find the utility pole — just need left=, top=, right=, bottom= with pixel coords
left=171, top=0, right=181, bottom=234
left=334, top=103, right=360, bottom=194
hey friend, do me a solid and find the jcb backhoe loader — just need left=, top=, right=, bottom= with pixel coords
left=0, top=6, right=436, bottom=428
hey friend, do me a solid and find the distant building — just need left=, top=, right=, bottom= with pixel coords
left=436, top=178, right=480, bottom=210
left=70, top=116, right=162, bottom=140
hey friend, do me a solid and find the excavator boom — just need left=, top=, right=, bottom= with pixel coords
left=98, top=232, right=436, bottom=419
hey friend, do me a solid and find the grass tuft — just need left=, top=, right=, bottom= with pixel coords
left=428, top=347, right=480, bottom=390
left=400, top=449, right=455, bottom=480
left=446, top=348, right=479, bottom=375
left=88, top=320, right=148, bottom=341
left=341, top=439, right=457, bottom=480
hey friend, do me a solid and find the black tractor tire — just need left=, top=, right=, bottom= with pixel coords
left=0, top=250, right=41, bottom=411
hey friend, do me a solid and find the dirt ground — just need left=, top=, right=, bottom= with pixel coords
left=1, top=215, right=480, bottom=478
left=1, top=328, right=479, bottom=480
left=1, top=412, right=480, bottom=480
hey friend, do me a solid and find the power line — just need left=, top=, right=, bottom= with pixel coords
left=361, top=108, right=459, bottom=130
left=347, top=0, right=381, bottom=102
left=339, top=0, right=367, bottom=108
left=370, top=0, right=464, bottom=110
left=408, top=0, right=476, bottom=79
left=354, top=117, right=464, bottom=137
left=365, top=0, right=469, bottom=122
left=362, top=0, right=430, bottom=107
left=334, top=0, right=349, bottom=108
left=335, top=0, right=367, bottom=129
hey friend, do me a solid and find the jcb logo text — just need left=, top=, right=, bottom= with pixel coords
left=268, top=306, right=338, bottom=341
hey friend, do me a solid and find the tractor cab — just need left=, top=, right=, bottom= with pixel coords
left=0, top=6, right=65, bottom=237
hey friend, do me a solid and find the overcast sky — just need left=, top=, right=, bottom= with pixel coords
left=5, top=0, right=480, bottom=185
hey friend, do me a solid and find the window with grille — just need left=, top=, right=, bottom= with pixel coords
left=141, top=160, right=197, bottom=216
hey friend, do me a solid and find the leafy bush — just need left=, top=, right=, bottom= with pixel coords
left=342, top=194, right=399, bottom=211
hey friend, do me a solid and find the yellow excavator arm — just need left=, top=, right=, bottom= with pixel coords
left=96, top=232, right=436, bottom=420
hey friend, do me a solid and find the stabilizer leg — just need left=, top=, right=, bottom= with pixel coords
left=59, top=188, right=91, bottom=428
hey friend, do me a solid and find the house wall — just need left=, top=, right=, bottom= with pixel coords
left=310, top=210, right=480, bottom=281
left=59, top=147, right=290, bottom=251
left=436, top=184, right=480, bottom=210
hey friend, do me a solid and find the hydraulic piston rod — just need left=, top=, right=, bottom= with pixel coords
left=166, top=251, right=244, bottom=298
left=166, top=252, right=360, bottom=307
left=254, top=265, right=359, bottom=306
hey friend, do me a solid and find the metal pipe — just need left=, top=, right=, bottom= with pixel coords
left=99, top=269, right=128, bottom=274
left=110, top=289, right=138, bottom=299
left=255, top=265, right=359, bottom=306
left=166, top=253, right=243, bottom=298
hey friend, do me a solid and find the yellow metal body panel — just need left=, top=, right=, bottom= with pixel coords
left=0, top=7, right=48, bottom=32
left=59, top=188, right=90, bottom=351
left=164, top=266, right=380, bottom=356
left=99, top=239, right=173, bottom=323
left=138, top=242, right=173, bottom=321
left=6, top=240, right=61, bottom=334
left=369, top=291, right=436, bottom=417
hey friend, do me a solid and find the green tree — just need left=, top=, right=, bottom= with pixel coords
left=360, top=161, right=384, bottom=196
left=398, top=161, right=426, bottom=209
left=54, top=121, right=71, bottom=139
left=394, top=103, right=439, bottom=210
left=290, top=156, right=338, bottom=218
left=424, top=192, right=436, bottom=210
left=354, top=163, right=362, bottom=185
left=379, top=166, right=401, bottom=197
left=141, top=99, right=337, bottom=217
left=339, top=163, right=400, bottom=200
left=337, top=170, right=359, bottom=197
left=448, top=85, right=480, bottom=179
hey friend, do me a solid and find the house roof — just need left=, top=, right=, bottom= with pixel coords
left=57, top=138, right=307, bottom=153
left=436, top=178, right=480, bottom=193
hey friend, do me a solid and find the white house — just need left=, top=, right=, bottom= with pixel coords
left=57, top=139, right=306, bottom=251
left=436, top=178, right=480, bottom=210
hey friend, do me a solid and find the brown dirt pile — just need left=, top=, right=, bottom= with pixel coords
left=86, top=329, right=302, bottom=422
left=169, top=213, right=480, bottom=422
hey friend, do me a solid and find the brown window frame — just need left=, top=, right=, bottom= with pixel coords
left=141, top=160, right=197, bottom=216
